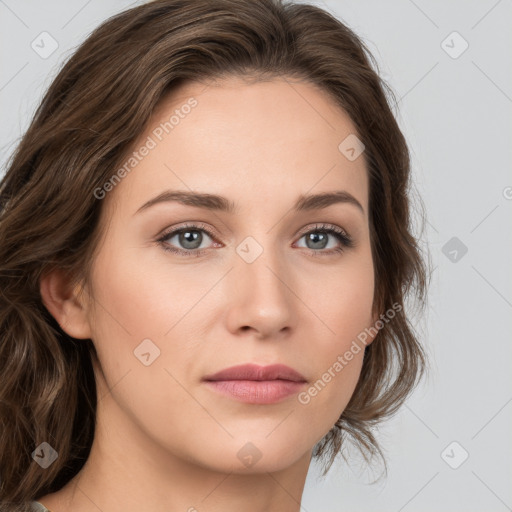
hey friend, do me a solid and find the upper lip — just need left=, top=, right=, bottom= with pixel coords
left=203, top=363, right=307, bottom=382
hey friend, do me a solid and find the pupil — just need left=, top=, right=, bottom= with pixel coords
left=180, top=230, right=201, bottom=249
left=307, top=232, right=327, bottom=249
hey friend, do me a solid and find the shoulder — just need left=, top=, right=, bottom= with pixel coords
left=30, top=502, right=52, bottom=512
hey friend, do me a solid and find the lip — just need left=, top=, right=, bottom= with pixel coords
left=203, top=363, right=307, bottom=382
left=202, top=363, right=307, bottom=404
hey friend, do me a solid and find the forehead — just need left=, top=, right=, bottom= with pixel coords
left=104, top=76, right=368, bottom=219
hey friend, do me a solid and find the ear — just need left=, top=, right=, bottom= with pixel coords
left=39, top=268, right=92, bottom=340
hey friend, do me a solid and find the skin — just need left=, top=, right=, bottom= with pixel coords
left=39, top=76, right=379, bottom=512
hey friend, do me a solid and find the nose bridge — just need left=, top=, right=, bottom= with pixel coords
left=236, top=230, right=289, bottom=295
left=228, top=230, right=295, bottom=335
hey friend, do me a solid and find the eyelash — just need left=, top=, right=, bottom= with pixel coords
left=156, top=222, right=355, bottom=258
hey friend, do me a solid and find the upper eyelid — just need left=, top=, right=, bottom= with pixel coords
left=297, top=222, right=349, bottom=237
left=158, top=222, right=216, bottom=240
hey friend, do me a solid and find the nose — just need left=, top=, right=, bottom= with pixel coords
left=224, top=242, right=297, bottom=340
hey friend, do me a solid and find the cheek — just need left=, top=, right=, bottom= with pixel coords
left=85, top=241, right=217, bottom=405
left=88, top=240, right=212, bottom=342
left=296, top=254, right=373, bottom=421
left=85, top=246, right=208, bottom=450
left=306, top=250, right=375, bottom=347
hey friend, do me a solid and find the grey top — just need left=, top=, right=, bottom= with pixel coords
left=30, top=501, right=51, bottom=512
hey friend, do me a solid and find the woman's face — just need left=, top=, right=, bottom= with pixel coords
left=82, top=76, right=377, bottom=474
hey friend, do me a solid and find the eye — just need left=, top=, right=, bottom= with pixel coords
left=156, top=222, right=354, bottom=257
left=156, top=222, right=220, bottom=257
left=294, top=223, right=354, bottom=256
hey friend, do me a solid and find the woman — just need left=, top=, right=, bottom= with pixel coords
left=0, top=0, right=429, bottom=510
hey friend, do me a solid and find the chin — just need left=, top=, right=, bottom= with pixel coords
left=188, top=433, right=314, bottom=474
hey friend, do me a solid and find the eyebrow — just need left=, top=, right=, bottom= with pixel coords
left=134, top=189, right=365, bottom=216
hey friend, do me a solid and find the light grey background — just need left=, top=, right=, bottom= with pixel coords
left=1, top=1, right=511, bottom=511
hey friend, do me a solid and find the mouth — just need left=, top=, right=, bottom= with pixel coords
left=202, top=363, right=307, bottom=404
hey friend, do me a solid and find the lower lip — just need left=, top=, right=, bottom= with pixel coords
left=203, top=380, right=306, bottom=404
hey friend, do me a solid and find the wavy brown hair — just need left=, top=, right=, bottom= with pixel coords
left=0, top=0, right=430, bottom=508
